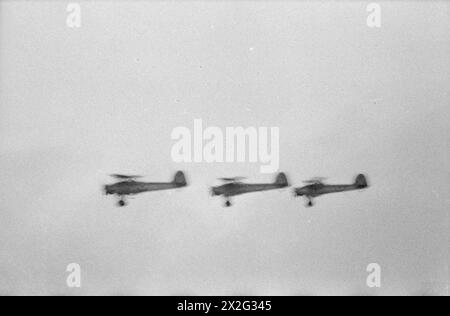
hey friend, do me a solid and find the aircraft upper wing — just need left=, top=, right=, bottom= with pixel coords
left=111, top=174, right=143, bottom=180
left=219, top=177, right=247, bottom=183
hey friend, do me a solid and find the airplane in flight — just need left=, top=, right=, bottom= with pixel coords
left=210, top=173, right=290, bottom=207
left=293, top=174, right=369, bottom=207
left=104, top=171, right=188, bottom=207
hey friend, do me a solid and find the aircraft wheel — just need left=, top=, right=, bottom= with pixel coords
left=118, top=200, right=126, bottom=207
left=225, top=201, right=232, bottom=207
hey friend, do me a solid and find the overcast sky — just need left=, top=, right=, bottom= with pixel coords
left=0, top=1, right=448, bottom=295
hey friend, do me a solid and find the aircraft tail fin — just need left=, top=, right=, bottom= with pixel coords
left=173, top=171, right=188, bottom=187
left=355, top=174, right=368, bottom=189
left=275, top=172, right=289, bottom=188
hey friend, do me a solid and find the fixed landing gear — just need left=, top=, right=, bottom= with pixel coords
left=306, top=198, right=314, bottom=207
left=225, top=200, right=232, bottom=208
left=117, top=198, right=127, bottom=207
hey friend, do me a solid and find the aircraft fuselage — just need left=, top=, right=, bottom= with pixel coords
left=212, top=183, right=286, bottom=197
left=295, top=184, right=360, bottom=198
left=105, top=181, right=183, bottom=196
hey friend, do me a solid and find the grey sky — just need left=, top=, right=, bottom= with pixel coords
left=0, top=1, right=448, bottom=295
